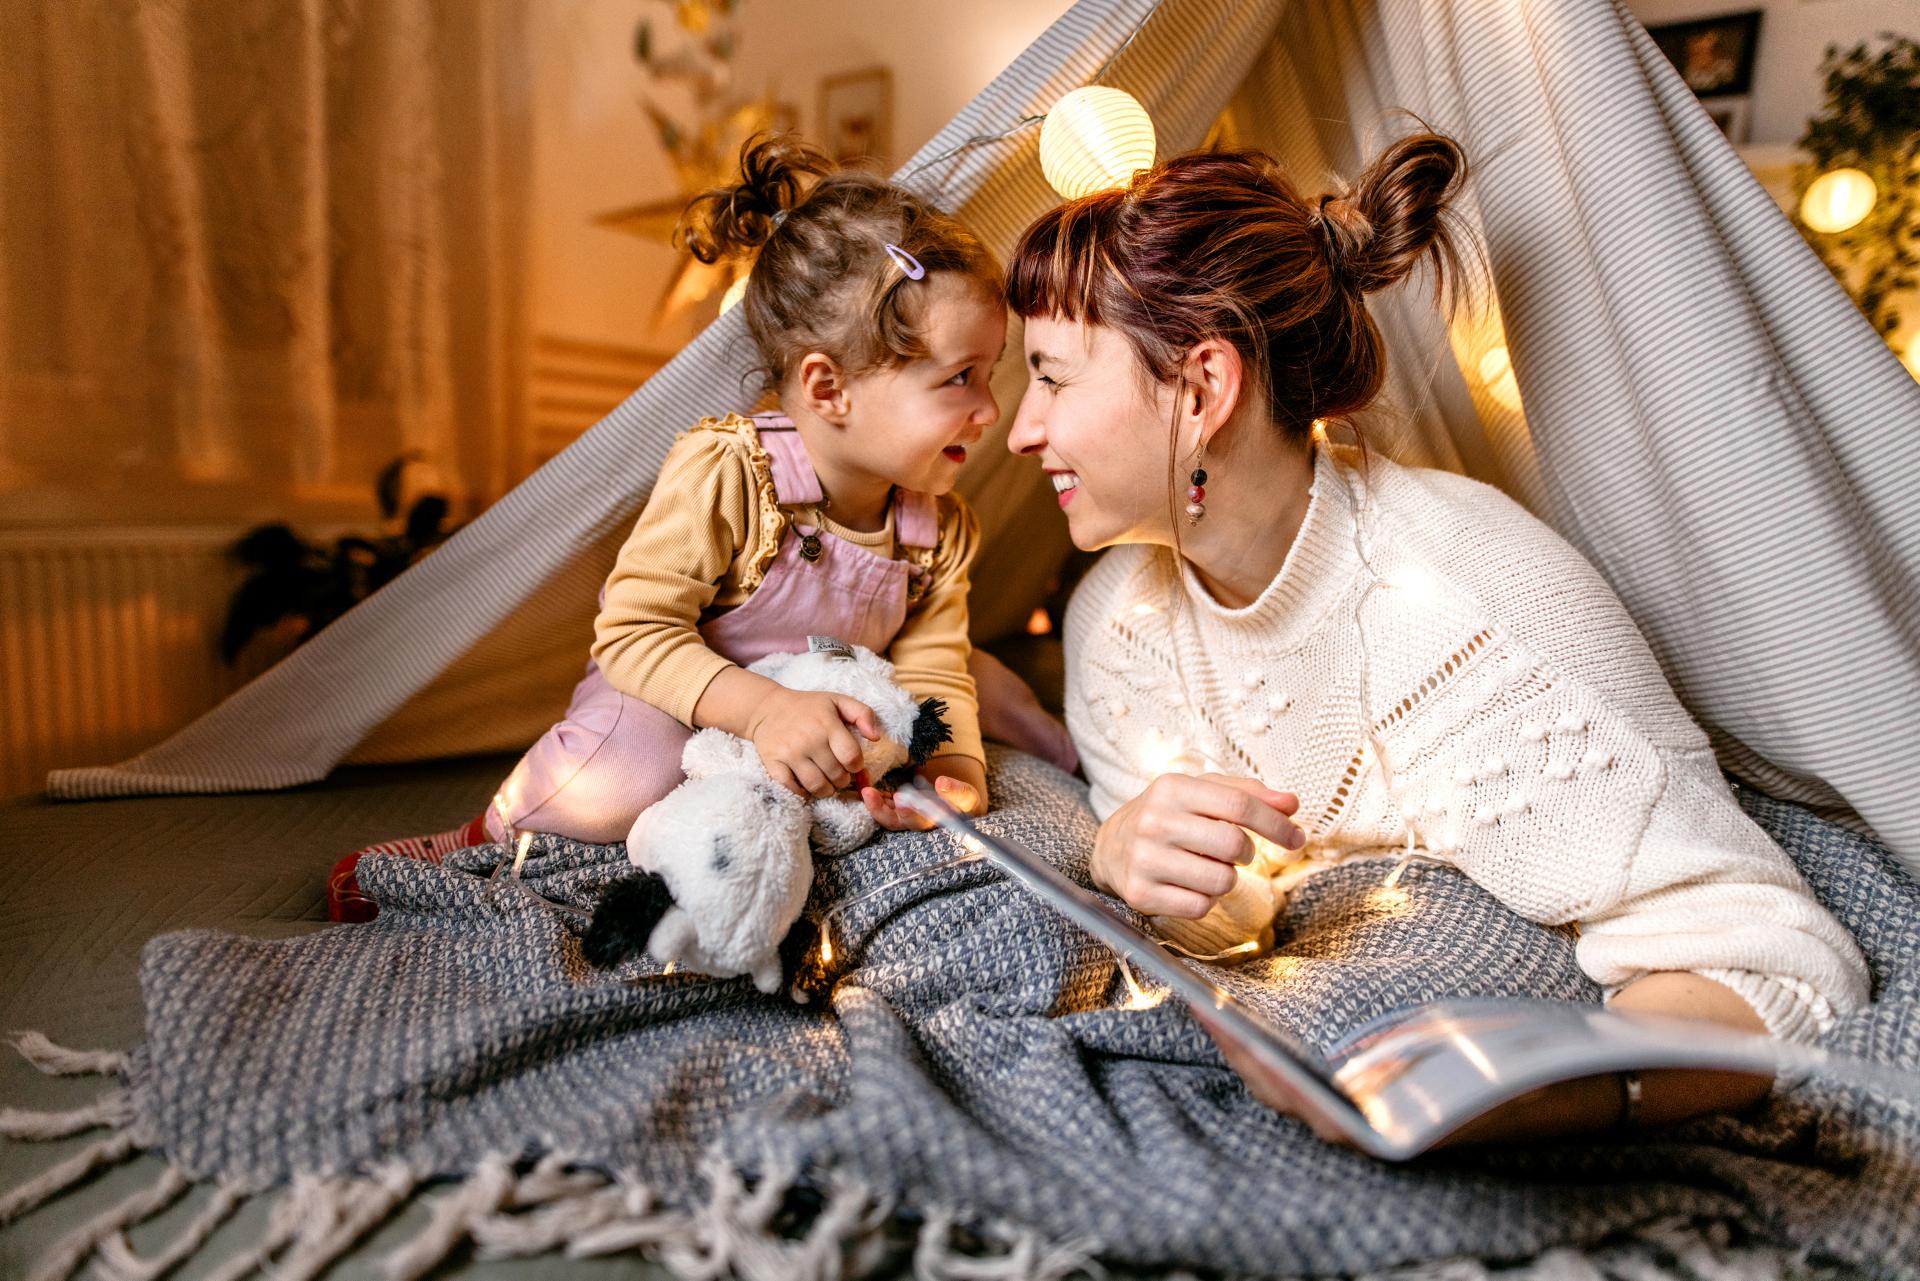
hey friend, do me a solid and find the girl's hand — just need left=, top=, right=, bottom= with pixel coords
left=861, top=758, right=988, bottom=831
left=745, top=687, right=880, bottom=798
left=1091, top=773, right=1305, bottom=919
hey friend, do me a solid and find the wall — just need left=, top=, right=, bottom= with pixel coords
left=1625, top=1, right=1916, bottom=146
left=525, top=0, right=1076, bottom=356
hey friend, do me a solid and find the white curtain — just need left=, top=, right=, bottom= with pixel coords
left=0, top=0, right=532, bottom=523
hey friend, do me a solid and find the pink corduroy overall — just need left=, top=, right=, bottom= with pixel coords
left=483, top=414, right=940, bottom=844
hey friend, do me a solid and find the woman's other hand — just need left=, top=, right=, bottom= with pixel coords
left=1091, top=773, right=1304, bottom=918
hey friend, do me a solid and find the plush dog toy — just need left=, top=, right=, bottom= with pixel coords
left=582, top=637, right=950, bottom=992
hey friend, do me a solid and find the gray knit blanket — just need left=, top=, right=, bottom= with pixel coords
left=7, top=750, right=1918, bottom=1279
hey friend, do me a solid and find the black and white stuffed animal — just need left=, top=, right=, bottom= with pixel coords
left=583, top=638, right=950, bottom=992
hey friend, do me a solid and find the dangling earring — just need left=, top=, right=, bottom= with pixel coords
left=1185, top=446, right=1208, bottom=525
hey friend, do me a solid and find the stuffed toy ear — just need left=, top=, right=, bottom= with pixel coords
left=908, top=696, right=952, bottom=766
left=582, top=873, right=674, bottom=968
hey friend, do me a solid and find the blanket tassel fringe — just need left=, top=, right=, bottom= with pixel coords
left=0, top=1033, right=1104, bottom=1281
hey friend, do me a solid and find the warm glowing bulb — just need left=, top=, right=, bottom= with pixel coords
left=719, top=273, right=749, bottom=314
left=818, top=932, right=834, bottom=964
left=662, top=960, right=677, bottom=976
left=1366, top=886, right=1411, bottom=914
left=1800, top=167, right=1876, bottom=234
left=1385, top=564, right=1445, bottom=607
left=511, top=831, right=533, bottom=878
left=1477, top=345, right=1523, bottom=411
left=1118, top=957, right=1167, bottom=1010
left=1139, top=728, right=1190, bottom=776
left=1039, top=86, right=1156, bottom=199
left=1903, top=333, right=1920, bottom=382
left=1026, top=607, right=1054, bottom=636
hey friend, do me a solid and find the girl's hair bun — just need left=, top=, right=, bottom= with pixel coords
left=679, top=133, right=832, bottom=265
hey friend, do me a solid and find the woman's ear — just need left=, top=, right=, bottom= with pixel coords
left=1179, top=338, right=1245, bottom=451
left=797, top=351, right=853, bottom=423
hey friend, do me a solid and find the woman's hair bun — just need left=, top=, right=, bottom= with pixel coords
left=1313, top=132, right=1465, bottom=296
left=678, top=133, right=832, bottom=265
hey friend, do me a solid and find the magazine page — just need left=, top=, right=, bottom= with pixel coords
left=895, top=782, right=1919, bottom=1159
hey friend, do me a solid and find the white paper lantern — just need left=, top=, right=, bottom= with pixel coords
left=1039, top=86, right=1156, bottom=200
left=1800, top=167, right=1877, bottom=234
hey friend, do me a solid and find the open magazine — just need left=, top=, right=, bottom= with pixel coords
left=895, top=781, right=1917, bottom=1159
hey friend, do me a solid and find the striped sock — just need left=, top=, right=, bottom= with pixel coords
left=328, top=814, right=489, bottom=923
left=351, top=815, right=491, bottom=866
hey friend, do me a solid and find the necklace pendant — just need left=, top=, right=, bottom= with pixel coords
left=799, top=532, right=824, bottom=563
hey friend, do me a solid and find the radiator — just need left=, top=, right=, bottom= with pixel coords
left=528, top=334, right=670, bottom=470
left=0, top=528, right=251, bottom=800
left=1, top=336, right=669, bottom=800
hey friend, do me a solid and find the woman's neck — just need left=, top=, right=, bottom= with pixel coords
left=788, top=410, right=893, bottom=532
left=1179, top=437, right=1315, bottom=610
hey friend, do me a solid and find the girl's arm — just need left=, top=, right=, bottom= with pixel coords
left=592, top=428, right=758, bottom=724
left=874, top=496, right=989, bottom=824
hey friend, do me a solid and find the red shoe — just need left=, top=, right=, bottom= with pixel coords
left=327, top=815, right=488, bottom=922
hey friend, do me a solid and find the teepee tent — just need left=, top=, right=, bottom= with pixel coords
left=49, top=0, right=1920, bottom=877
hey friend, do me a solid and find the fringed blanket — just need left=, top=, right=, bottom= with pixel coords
left=4, top=750, right=1918, bottom=1280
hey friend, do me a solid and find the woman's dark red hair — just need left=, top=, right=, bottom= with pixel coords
left=1006, top=134, right=1467, bottom=439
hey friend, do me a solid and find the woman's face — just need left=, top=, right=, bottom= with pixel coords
left=1007, top=313, right=1180, bottom=550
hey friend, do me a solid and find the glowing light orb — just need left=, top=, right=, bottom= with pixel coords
left=1039, top=86, right=1156, bottom=199
left=1800, top=167, right=1876, bottom=234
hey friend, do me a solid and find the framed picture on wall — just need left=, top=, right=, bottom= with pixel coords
left=818, top=66, right=894, bottom=170
left=1704, top=97, right=1752, bottom=144
left=1646, top=11, right=1764, bottom=98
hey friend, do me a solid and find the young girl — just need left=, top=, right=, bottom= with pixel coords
left=330, top=135, right=1008, bottom=920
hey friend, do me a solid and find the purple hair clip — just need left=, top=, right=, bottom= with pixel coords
left=883, top=243, right=926, bottom=280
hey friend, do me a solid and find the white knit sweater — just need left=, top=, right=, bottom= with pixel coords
left=1064, top=445, right=1870, bottom=1042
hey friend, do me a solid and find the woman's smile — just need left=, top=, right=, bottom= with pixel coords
left=1048, top=469, right=1080, bottom=507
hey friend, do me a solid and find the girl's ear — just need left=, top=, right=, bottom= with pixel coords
left=1178, top=338, right=1245, bottom=453
left=797, top=351, right=853, bottom=423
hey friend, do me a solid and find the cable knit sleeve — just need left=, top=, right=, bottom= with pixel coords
left=1063, top=550, right=1157, bottom=822
left=1372, top=463, right=1872, bottom=1044
left=591, top=428, right=757, bottom=724
left=1574, top=745, right=1870, bottom=1042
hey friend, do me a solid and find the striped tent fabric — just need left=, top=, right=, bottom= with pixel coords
left=49, top=0, right=1920, bottom=880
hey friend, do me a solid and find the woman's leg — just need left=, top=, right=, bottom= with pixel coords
left=970, top=648, right=1080, bottom=774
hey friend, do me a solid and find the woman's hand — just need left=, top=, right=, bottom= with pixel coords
left=1092, top=773, right=1305, bottom=918
left=861, top=756, right=989, bottom=831
left=743, top=686, right=881, bottom=798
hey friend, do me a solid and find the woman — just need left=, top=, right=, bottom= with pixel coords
left=1003, top=135, right=1869, bottom=1140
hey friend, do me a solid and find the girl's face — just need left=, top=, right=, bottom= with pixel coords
left=843, top=273, right=1007, bottom=496
left=1007, top=314, right=1181, bottom=550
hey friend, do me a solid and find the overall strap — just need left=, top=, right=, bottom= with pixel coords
left=893, top=490, right=940, bottom=549
left=748, top=414, right=825, bottom=506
